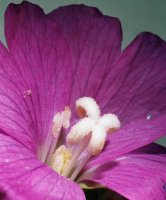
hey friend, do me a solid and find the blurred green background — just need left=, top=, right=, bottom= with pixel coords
left=0, top=0, right=165, bottom=146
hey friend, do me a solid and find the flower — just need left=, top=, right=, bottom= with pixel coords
left=0, top=1, right=166, bottom=200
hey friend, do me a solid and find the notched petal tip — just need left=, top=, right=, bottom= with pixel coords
left=6, top=1, right=44, bottom=13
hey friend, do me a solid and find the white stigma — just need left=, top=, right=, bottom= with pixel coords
left=67, top=97, right=120, bottom=155
left=67, top=117, right=95, bottom=145
left=88, top=125, right=106, bottom=155
left=76, top=97, right=100, bottom=120
left=99, top=114, right=121, bottom=133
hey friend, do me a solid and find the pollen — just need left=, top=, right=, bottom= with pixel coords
left=50, top=145, right=72, bottom=175
left=52, top=106, right=71, bottom=136
left=23, top=89, right=32, bottom=98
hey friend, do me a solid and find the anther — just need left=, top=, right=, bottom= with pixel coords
left=52, top=106, right=71, bottom=136
left=50, top=145, right=72, bottom=175
left=76, top=97, right=100, bottom=120
left=44, top=107, right=71, bottom=164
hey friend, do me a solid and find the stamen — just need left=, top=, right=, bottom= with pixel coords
left=45, top=107, right=71, bottom=164
left=70, top=153, right=91, bottom=180
left=62, top=135, right=90, bottom=177
left=40, top=96, right=121, bottom=182
left=50, top=145, right=72, bottom=175
left=52, top=106, right=71, bottom=136
left=76, top=97, right=100, bottom=120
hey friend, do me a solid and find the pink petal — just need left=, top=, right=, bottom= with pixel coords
left=82, top=144, right=166, bottom=200
left=3, top=2, right=72, bottom=149
left=0, top=133, right=85, bottom=200
left=98, top=32, right=166, bottom=125
left=50, top=6, right=166, bottom=157
left=0, top=41, right=36, bottom=151
left=49, top=4, right=122, bottom=109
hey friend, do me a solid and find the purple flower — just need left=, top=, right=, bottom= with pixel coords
left=0, top=1, right=166, bottom=200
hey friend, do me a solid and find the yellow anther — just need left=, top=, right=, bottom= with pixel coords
left=50, top=145, right=72, bottom=175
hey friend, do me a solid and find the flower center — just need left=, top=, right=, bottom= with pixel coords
left=40, top=97, right=120, bottom=181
